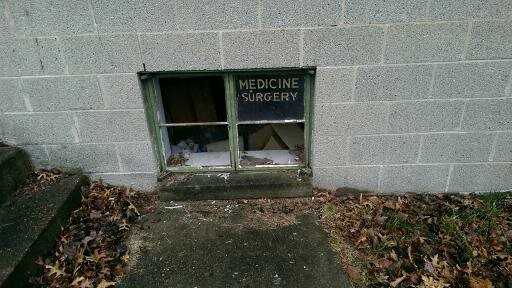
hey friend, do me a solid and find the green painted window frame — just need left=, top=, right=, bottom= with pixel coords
left=139, top=68, right=314, bottom=174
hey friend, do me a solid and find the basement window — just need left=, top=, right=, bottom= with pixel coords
left=141, top=70, right=313, bottom=172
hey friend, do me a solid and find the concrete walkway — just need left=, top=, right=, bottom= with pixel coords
left=120, top=200, right=351, bottom=288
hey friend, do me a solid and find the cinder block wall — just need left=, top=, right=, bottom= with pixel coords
left=0, top=0, right=511, bottom=192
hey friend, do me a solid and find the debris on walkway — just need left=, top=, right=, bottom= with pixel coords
left=318, top=190, right=512, bottom=288
left=30, top=182, right=157, bottom=288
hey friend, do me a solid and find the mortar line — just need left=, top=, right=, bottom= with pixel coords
left=315, top=96, right=512, bottom=104
left=44, top=140, right=151, bottom=146
left=444, top=164, right=453, bottom=192
left=71, top=113, right=80, bottom=143
left=314, top=161, right=512, bottom=169
left=4, top=59, right=512, bottom=79
left=87, top=0, right=98, bottom=34
left=350, top=67, right=357, bottom=102
left=4, top=108, right=145, bottom=115
left=505, top=68, right=512, bottom=97
left=43, top=145, right=51, bottom=167
left=428, top=64, right=437, bottom=98
left=379, top=25, right=389, bottom=64
left=462, top=20, right=474, bottom=60
left=95, top=75, right=108, bottom=109
left=13, top=19, right=512, bottom=39
left=18, top=80, right=33, bottom=112
left=377, top=165, right=384, bottom=192
left=340, top=0, right=347, bottom=24
left=257, top=0, right=263, bottom=28
left=416, top=134, right=425, bottom=163
left=219, top=32, right=225, bottom=69
left=345, top=136, right=351, bottom=165
left=91, top=171, right=157, bottom=175
left=114, top=143, right=124, bottom=172
left=425, top=0, right=433, bottom=18
left=488, top=132, right=499, bottom=161
left=54, top=36, right=69, bottom=75
left=457, top=101, right=467, bottom=130
left=136, top=33, right=144, bottom=70
left=299, top=29, right=305, bottom=67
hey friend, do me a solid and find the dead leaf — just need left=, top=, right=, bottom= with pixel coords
left=346, top=265, right=361, bottom=281
left=469, top=277, right=494, bottom=288
left=390, top=274, right=407, bottom=287
left=96, top=279, right=117, bottom=288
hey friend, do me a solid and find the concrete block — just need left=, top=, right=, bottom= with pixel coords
left=0, top=3, right=13, bottom=36
left=62, top=34, right=141, bottom=74
left=137, top=0, right=178, bottom=32
left=176, top=0, right=258, bottom=30
left=381, top=164, right=450, bottom=192
left=20, top=145, right=49, bottom=167
left=261, top=0, right=342, bottom=28
left=433, top=62, right=512, bottom=99
left=313, top=103, right=389, bottom=136
left=354, top=64, right=433, bottom=101
left=448, top=163, right=512, bottom=192
left=76, top=111, right=150, bottom=143
left=222, top=29, right=300, bottom=69
left=22, top=76, right=103, bottom=112
left=47, top=144, right=119, bottom=173
left=2, top=113, right=76, bottom=144
left=467, top=20, right=512, bottom=60
left=313, top=166, right=380, bottom=191
left=345, top=0, right=429, bottom=24
left=10, top=0, right=95, bottom=36
left=90, top=0, right=138, bottom=33
left=98, top=74, right=144, bottom=109
left=312, top=136, right=347, bottom=167
left=461, top=98, right=512, bottom=131
left=0, top=37, right=20, bottom=77
left=0, top=36, right=65, bottom=76
left=0, top=78, right=26, bottom=112
left=493, top=132, right=512, bottom=161
left=140, top=32, right=221, bottom=71
left=384, top=22, right=467, bottom=63
left=420, top=132, right=494, bottom=163
left=349, top=134, right=421, bottom=165
left=18, top=37, right=65, bottom=76
left=429, top=0, right=512, bottom=21
left=303, top=26, right=385, bottom=66
left=314, top=68, right=355, bottom=104
left=116, top=142, right=158, bottom=172
left=388, top=100, right=464, bottom=133
left=90, top=172, right=158, bottom=191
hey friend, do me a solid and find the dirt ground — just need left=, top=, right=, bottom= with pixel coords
left=318, top=189, right=512, bottom=288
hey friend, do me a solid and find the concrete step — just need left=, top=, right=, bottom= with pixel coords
left=0, top=174, right=89, bottom=288
left=0, top=147, right=31, bottom=206
left=158, top=170, right=312, bottom=201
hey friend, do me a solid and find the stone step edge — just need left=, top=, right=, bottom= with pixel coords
left=0, top=174, right=89, bottom=288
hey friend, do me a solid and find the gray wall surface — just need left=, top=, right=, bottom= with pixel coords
left=0, top=0, right=511, bottom=192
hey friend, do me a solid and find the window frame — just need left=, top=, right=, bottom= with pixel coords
left=139, top=68, right=314, bottom=173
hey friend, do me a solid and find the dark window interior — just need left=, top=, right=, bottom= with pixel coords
left=160, top=76, right=227, bottom=123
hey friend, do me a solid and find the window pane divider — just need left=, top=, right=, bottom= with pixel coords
left=236, top=119, right=305, bottom=125
left=159, top=122, right=228, bottom=127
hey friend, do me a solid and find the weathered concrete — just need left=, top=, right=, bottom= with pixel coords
left=158, top=171, right=312, bottom=201
left=1, top=1, right=512, bottom=194
left=0, top=147, right=31, bottom=205
left=0, top=175, right=89, bottom=288
left=120, top=201, right=351, bottom=288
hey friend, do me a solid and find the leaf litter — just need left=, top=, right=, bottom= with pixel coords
left=317, top=189, right=512, bottom=288
left=30, top=181, right=157, bottom=288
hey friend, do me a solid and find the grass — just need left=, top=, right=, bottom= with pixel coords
left=319, top=191, right=512, bottom=288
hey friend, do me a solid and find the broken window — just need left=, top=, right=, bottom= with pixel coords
left=144, top=70, right=312, bottom=171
